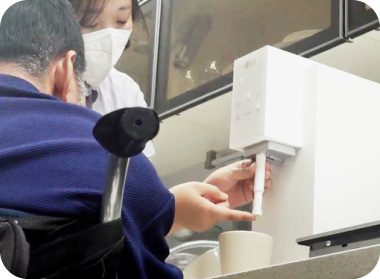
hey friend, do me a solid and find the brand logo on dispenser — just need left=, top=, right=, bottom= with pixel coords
left=245, top=59, right=257, bottom=69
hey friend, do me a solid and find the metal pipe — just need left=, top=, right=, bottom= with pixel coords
left=100, top=154, right=130, bottom=223
left=138, top=0, right=150, bottom=6
left=150, top=0, right=163, bottom=109
left=169, top=240, right=219, bottom=256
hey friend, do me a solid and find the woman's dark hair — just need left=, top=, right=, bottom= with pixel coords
left=68, top=0, right=146, bottom=35
left=68, top=0, right=147, bottom=50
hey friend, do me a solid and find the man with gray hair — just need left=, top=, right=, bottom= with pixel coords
left=0, top=0, right=87, bottom=104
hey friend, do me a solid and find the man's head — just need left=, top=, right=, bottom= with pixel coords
left=0, top=0, right=87, bottom=105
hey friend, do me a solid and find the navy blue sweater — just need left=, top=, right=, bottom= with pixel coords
left=0, top=74, right=183, bottom=279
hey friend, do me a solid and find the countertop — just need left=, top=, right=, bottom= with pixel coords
left=212, top=244, right=380, bottom=279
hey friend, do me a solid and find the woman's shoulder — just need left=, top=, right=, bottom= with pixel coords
left=97, top=68, right=142, bottom=99
left=101, top=68, right=142, bottom=95
left=108, top=68, right=137, bottom=85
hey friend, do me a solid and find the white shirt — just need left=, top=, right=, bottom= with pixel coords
left=91, top=68, right=156, bottom=158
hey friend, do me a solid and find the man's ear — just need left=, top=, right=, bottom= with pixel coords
left=52, top=51, right=77, bottom=102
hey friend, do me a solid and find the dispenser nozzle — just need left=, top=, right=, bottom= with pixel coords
left=252, top=153, right=266, bottom=217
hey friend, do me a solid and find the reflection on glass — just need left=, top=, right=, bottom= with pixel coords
left=115, top=0, right=156, bottom=106
left=164, top=0, right=332, bottom=100
left=365, top=4, right=372, bottom=11
left=347, top=0, right=379, bottom=33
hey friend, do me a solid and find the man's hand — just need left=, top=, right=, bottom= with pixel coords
left=169, top=182, right=255, bottom=233
left=204, top=159, right=272, bottom=208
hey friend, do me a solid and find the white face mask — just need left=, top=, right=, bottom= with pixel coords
left=83, top=28, right=132, bottom=87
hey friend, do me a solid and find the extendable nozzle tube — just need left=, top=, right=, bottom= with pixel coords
left=252, top=153, right=266, bottom=217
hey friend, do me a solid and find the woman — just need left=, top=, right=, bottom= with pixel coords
left=68, top=0, right=156, bottom=157
left=66, top=0, right=273, bottom=228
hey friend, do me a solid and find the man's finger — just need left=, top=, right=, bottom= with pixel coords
left=200, top=183, right=229, bottom=202
left=208, top=204, right=256, bottom=222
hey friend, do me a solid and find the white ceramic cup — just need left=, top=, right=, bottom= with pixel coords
left=218, top=231, right=273, bottom=275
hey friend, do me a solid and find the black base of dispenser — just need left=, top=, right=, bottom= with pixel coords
left=297, top=221, right=380, bottom=257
